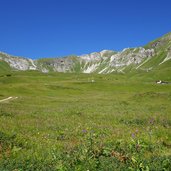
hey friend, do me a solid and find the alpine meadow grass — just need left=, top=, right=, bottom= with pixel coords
left=0, top=70, right=171, bottom=170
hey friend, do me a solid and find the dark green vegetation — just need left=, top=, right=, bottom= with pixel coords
left=0, top=68, right=171, bottom=171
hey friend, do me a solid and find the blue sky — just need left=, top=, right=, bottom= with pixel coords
left=0, top=0, right=171, bottom=59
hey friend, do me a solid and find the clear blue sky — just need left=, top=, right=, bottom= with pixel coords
left=0, top=0, right=171, bottom=59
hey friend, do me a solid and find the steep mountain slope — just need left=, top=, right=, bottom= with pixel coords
left=0, top=32, right=171, bottom=74
left=0, top=52, right=37, bottom=71
left=144, top=33, right=171, bottom=67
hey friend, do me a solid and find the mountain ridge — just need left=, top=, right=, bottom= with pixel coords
left=0, top=32, right=171, bottom=74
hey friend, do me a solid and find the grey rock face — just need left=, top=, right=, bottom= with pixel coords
left=110, top=48, right=155, bottom=67
left=0, top=52, right=36, bottom=70
left=35, top=57, right=75, bottom=73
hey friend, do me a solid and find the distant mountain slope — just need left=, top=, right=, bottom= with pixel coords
left=0, top=32, right=171, bottom=74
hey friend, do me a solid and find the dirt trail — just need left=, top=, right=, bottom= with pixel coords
left=0, top=96, right=18, bottom=103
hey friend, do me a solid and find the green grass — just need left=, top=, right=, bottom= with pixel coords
left=0, top=70, right=171, bottom=170
left=0, top=60, right=11, bottom=74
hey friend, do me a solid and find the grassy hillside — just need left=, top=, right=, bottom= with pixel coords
left=0, top=60, right=11, bottom=74
left=0, top=71, right=170, bottom=170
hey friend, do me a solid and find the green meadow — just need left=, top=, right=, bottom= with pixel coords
left=0, top=70, right=171, bottom=170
